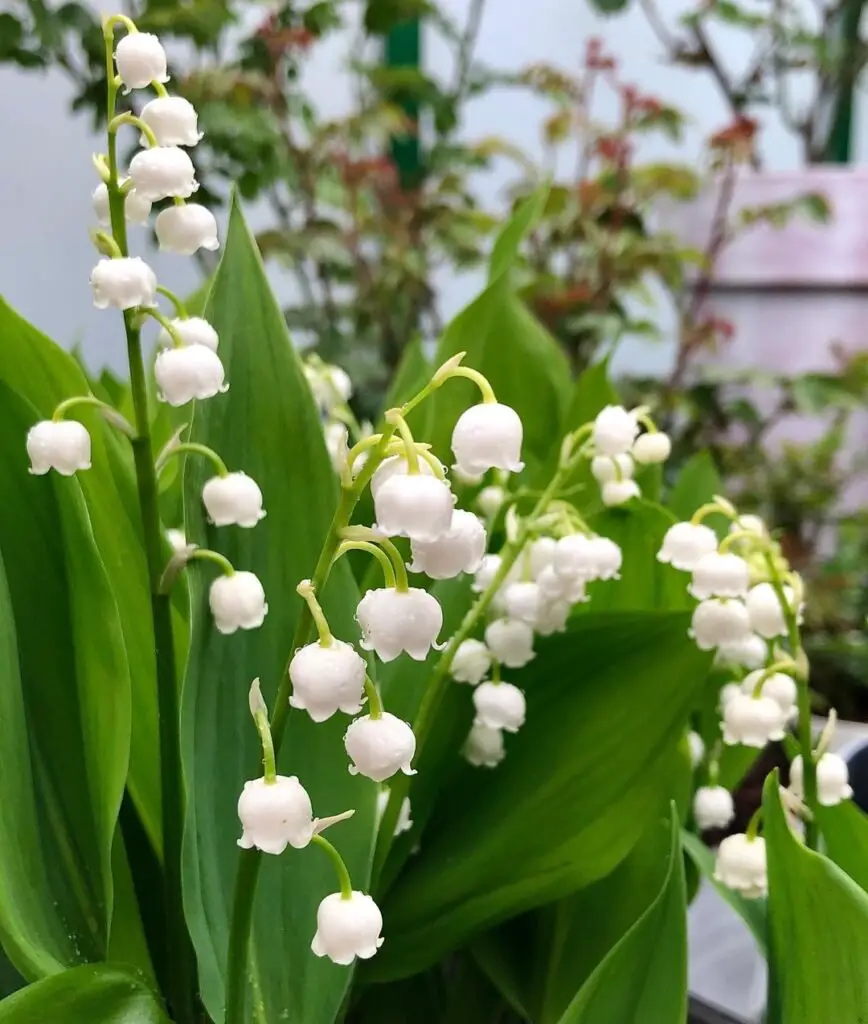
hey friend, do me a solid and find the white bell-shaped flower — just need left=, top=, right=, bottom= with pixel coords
left=529, top=537, right=557, bottom=579
left=689, top=552, right=751, bottom=600
left=658, top=522, right=718, bottom=571
left=128, top=146, right=198, bottom=202
left=374, top=467, right=455, bottom=541
left=592, top=405, right=639, bottom=456
left=355, top=587, right=443, bottom=662
left=91, top=256, right=157, bottom=310
left=723, top=692, right=787, bottom=747
left=746, top=582, right=798, bottom=639
left=463, top=723, right=506, bottom=767
left=553, top=534, right=597, bottom=582
left=534, top=598, right=571, bottom=636
left=324, top=422, right=349, bottom=475
left=115, top=32, right=169, bottom=90
left=632, top=431, right=671, bottom=464
left=790, top=753, right=853, bottom=807
left=376, top=790, right=413, bottom=836
left=158, top=316, right=219, bottom=351
left=155, top=344, right=227, bottom=406
left=591, top=452, right=634, bottom=483
left=601, top=478, right=640, bottom=507
left=450, top=639, right=492, bottom=685
left=236, top=775, right=314, bottom=854
left=311, top=891, right=384, bottom=965
left=26, top=420, right=91, bottom=476
left=202, top=472, right=265, bottom=528
left=370, top=453, right=442, bottom=500
left=344, top=712, right=416, bottom=781
left=451, top=402, right=524, bottom=476
left=167, top=528, right=187, bottom=554
left=473, top=681, right=526, bottom=733
left=473, top=553, right=506, bottom=593
left=92, top=180, right=151, bottom=227
left=408, top=509, right=486, bottom=580
left=715, top=633, right=768, bottom=669
left=719, top=682, right=742, bottom=710
left=477, top=485, right=507, bottom=518
left=485, top=618, right=535, bottom=668
left=537, top=565, right=587, bottom=604
left=741, top=670, right=797, bottom=718
left=688, top=730, right=705, bottom=768
left=209, top=571, right=268, bottom=634
left=714, top=833, right=767, bottom=899
left=289, top=639, right=366, bottom=723
left=689, top=598, right=751, bottom=651
left=305, top=362, right=353, bottom=413
left=155, top=203, right=219, bottom=255
left=502, top=582, right=542, bottom=626
left=732, top=514, right=768, bottom=541
left=140, top=96, right=202, bottom=146
left=586, top=536, right=623, bottom=581
left=693, top=785, right=735, bottom=830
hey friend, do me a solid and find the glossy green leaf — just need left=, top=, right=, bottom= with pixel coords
left=681, top=830, right=767, bottom=954
left=181, top=196, right=377, bottom=1024
left=368, top=612, right=708, bottom=980
left=667, top=451, right=725, bottom=531
left=0, top=963, right=169, bottom=1023
left=764, top=774, right=868, bottom=1024
left=555, top=808, right=686, bottom=1024
left=817, top=800, right=868, bottom=893
left=0, top=384, right=130, bottom=978
left=0, top=297, right=160, bottom=850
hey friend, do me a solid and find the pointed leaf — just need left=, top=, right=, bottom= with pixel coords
left=817, top=800, right=868, bottom=893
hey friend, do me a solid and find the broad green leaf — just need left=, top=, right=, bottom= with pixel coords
left=764, top=774, right=868, bottom=1024
left=0, top=297, right=161, bottom=851
left=555, top=808, right=686, bottom=1024
left=489, top=186, right=548, bottom=283
left=368, top=612, right=708, bottom=980
left=0, top=963, right=169, bottom=1023
left=667, top=451, right=723, bottom=525
left=382, top=336, right=431, bottom=414
left=817, top=800, right=868, bottom=893
left=681, top=830, right=767, bottom=954
left=181, top=196, right=377, bottom=1024
left=0, top=385, right=130, bottom=979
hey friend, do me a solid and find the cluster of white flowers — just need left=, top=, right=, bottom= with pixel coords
left=590, top=405, right=671, bottom=507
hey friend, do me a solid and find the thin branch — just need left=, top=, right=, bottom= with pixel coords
left=452, top=0, right=487, bottom=99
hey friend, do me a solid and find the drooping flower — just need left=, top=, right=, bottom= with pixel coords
left=632, top=431, right=671, bottom=464
left=463, top=723, right=506, bottom=768
left=590, top=452, right=634, bottom=483
left=373, top=473, right=455, bottom=542
left=484, top=618, right=535, bottom=668
left=534, top=598, right=571, bottom=636
left=693, top=785, right=735, bottom=830
left=745, top=582, right=798, bottom=639
left=157, top=316, right=219, bottom=351
left=658, top=522, right=718, bottom=572
left=528, top=536, right=557, bottom=578
left=236, top=775, right=315, bottom=854
left=370, top=454, right=442, bottom=500
left=311, top=891, right=384, bottom=965
left=689, top=598, right=751, bottom=650
left=26, top=420, right=91, bottom=476
left=115, top=32, right=169, bottom=90
left=288, top=640, right=367, bottom=723
left=140, top=96, right=202, bottom=146
left=344, top=712, right=416, bottom=781
left=689, top=552, right=751, bottom=600
left=304, top=362, right=353, bottom=413
left=154, top=344, right=227, bottom=406
left=202, top=472, right=266, bottom=528
left=92, top=180, right=151, bottom=227
left=450, top=639, right=492, bottom=685
left=409, top=509, right=486, bottom=580
left=722, top=692, right=788, bottom=747
left=91, top=257, right=157, bottom=309
left=451, top=403, right=524, bottom=476
left=355, top=587, right=443, bottom=662
left=209, top=571, right=268, bottom=634
left=472, top=682, right=526, bottom=733
left=477, top=485, right=507, bottom=518
left=592, top=405, right=639, bottom=456
left=714, top=833, right=767, bottom=899
left=790, top=753, right=853, bottom=807
left=155, top=204, right=219, bottom=254
left=715, top=633, right=768, bottom=669
left=601, top=478, right=640, bottom=507
left=502, top=582, right=542, bottom=626
left=740, top=670, right=797, bottom=719
left=128, top=146, right=198, bottom=202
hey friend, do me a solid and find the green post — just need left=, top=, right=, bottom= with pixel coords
left=822, top=0, right=865, bottom=162
left=384, top=17, right=423, bottom=190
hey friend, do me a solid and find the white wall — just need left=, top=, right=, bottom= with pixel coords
left=0, top=0, right=860, bottom=373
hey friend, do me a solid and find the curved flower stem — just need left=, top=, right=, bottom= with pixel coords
left=52, top=394, right=136, bottom=439
left=185, top=548, right=235, bottom=578
left=437, top=365, right=496, bottom=403
left=139, top=306, right=185, bottom=347
left=156, top=284, right=188, bottom=318
left=249, top=682, right=277, bottom=784
left=385, top=410, right=419, bottom=473
left=108, top=111, right=159, bottom=148
left=296, top=579, right=334, bottom=647
left=103, top=12, right=138, bottom=35
left=102, top=22, right=196, bottom=1024
left=365, top=676, right=384, bottom=719
left=340, top=526, right=409, bottom=592
left=334, top=541, right=396, bottom=589
left=156, top=440, right=229, bottom=477
left=311, top=835, right=354, bottom=899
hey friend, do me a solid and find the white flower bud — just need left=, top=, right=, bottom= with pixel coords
left=374, top=472, right=454, bottom=542
left=534, top=598, right=571, bottom=636
left=324, top=422, right=349, bottom=475
left=658, top=522, right=718, bottom=572
left=601, top=478, right=640, bottom=507
left=305, top=363, right=352, bottom=412
left=167, top=528, right=187, bottom=553
left=344, top=712, right=416, bottom=781
left=689, top=552, right=751, bottom=600
left=128, top=146, right=198, bottom=202
left=741, top=670, right=797, bottom=718
left=236, top=775, right=314, bottom=854
left=591, top=453, right=634, bottom=483
left=155, top=344, right=227, bottom=406
left=715, top=633, right=768, bottom=669
left=370, top=454, right=441, bottom=500
left=529, top=537, right=557, bottom=579
left=209, top=571, right=268, bottom=634
left=451, top=402, right=524, bottom=476
left=714, top=833, right=767, bottom=899
left=484, top=618, right=535, bottom=668
left=791, top=753, right=852, bottom=807
left=91, top=257, right=157, bottom=310
left=502, top=582, right=542, bottom=625
left=693, top=785, right=735, bottom=830
left=473, top=682, right=526, bottom=733
left=311, top=891, right=384, bottom=965
left=201, top=472, right=265, bottom=528
left=409, top=509, right=486, bottom=580
left=632, top=431, right=671, bottom=464
left=450, top=639, right=492, bottom=685
left=473, top=553, right=507, bottom=593
left=463, top=723, right=506, bottom=767
left=356, top=587, right=443, bottom=662
left=477, top=485, right=507, bottom=518
left=553, top=534, right=597, bottom=582
left=155, top=203, right=219, bottom=255
left=26, top=419, right=91, bottom=476
left=687, top=730, right=705, bottom=768
left=92, top=180, right=151, bottom=227
left=158, top=316, right=219, bottom=351
left=140, top=96, right=202, bottom=146
left=115, top=32, right=169, bottom=90
left=376, top=790, right=413, bottom=836
left=722, top=692, right=787, bottom=747
left=289, top=639, right=366, bottom=722
left=689, top=598, right=751, bottom=651
left=746, top=582, right=798, bottom=639
left=592, top=405, right=639, bottom=457
left=586, top=536, right=623, bottom=581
